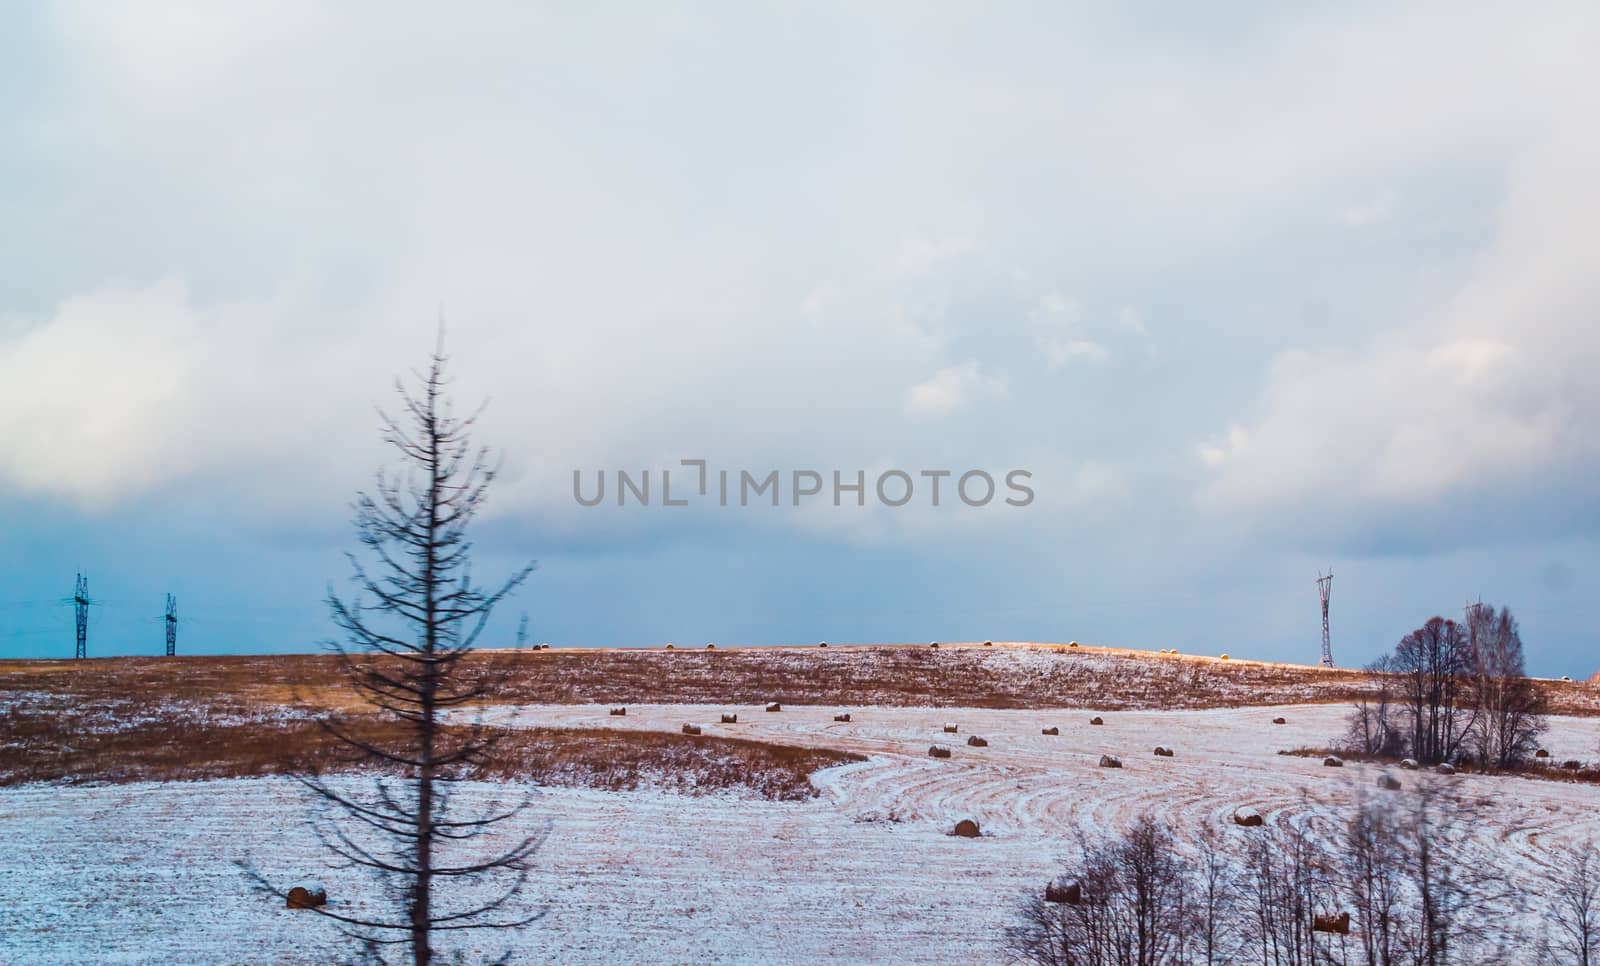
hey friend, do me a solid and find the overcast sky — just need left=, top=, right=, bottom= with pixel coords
left=2, top=2, right=1597, bottom=674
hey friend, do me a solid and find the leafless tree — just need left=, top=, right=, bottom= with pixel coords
left=1544, top=840, right=1600, bottom=965
left=1462, top=602, right=1545, bottom=770
left=1345, top=656, right=1404, bottom=759
left=1342, top=795, right=1410, bottom=966
left=1392, top=618, right=1475, bottom=766
left=1007, top=815, right=1193, bottom=966
left=246, top=339, right=540, bottom=965
left=1190, top=824, right=1242, bottom=965
left=1240, top=818, right=1343, bottom=966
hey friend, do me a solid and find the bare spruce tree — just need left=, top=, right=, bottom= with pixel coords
left=252, top=340, right=540, bottom=965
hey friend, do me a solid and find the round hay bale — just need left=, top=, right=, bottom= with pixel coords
left=930, top=641, right=940, bottom=648
left=1536, top=749, right=1551, bottom=758
left=1562, top=675, right=1573, bottom=682
left=682, top=723, right=702, bottom=735
left=967, top=735, right=988, bottom=748
left=1377, top=774, right=1402, bottom=790
left=943, top=722, right=959, bottom=733
left=608, top=707, right=626, bottom=716
left=1233, top=807, right=1263, bottom=827
left=1044, top=879, right=1081, bottom=905
left=1312, top=912, right=1351, bottom=935
left=1399, top=758, right=1419, bottom=770
left=765, top=702, right=782, bottom=713
left=285, top=883, right=327, bottom=910
left=1041, top=726, right=1060, bottom=736
left=983, top=640, right=993, bottom=646
left=952, top=818, right=980, bottom=838
left=929, top=744, right=952, bottom=758
left=1153, top=746, right=1174, bottom=757
left=1219, top=653, right=1230, bottom=661
left=705, top=643, right=716, bottom=650
left=1089, top=716, right=1104, bottom=726
left=720, top=713, right=737, bottom=724
left=1563, top=760, right=1583, bottom=771
left=1323, top=755, right=1344, bottom=768
left=1436, top=763, right=1456, bottom=775
left=1098, top=754, right=1122, bottom=769
left=818, top=641, right=828, bottom=647
left=664, top=643, right=675, bottom=650
left=833, top=713, right=851, bottom=722
left=1272, top=717, right=1287, bottom=725
left=1068, top=641, right=1079, bottom=648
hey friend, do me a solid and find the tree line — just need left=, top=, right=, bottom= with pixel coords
left=1010, top=791, right=1598, bottom=965
left=1345, top=602, right=1546, bottom=770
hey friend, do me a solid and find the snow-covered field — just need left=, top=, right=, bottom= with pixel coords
left=3, top=702, right=1598, bottom=963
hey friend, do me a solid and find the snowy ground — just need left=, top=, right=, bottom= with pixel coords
left=3, top=702, right=1598, bottom=963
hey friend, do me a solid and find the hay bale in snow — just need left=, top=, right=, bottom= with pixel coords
left=929, top=744, right=952, bottom=758
left=983, top=640, right=993, bottom=646
left=818, top=641, right=828, bottom=647
left=1536, top=748, right=1551, bottom=758
left=1068, top=641, right=1079, bottom=648
left=930, top=641, right=940, bottom=648
left=1089, top=716, right=1104, bottom=726
left=1233, top=807, right=1263, bottom=827
left=1377, top=774, right=1402, bottom=790
left=1323, top=756, right=1344, bottom=768
left=1436, top=763, right=1456, bottom=775
left=952, top=818, right=980, bottom=838
left=1312, top=912, right=1351, bottom=935
left=1399, top=758, right=1419, bottom=769
left=609, top=707, right=626, bottom=716
left=1272, top=717, right=1288, bottom=725
left=1045, top=879, right=1081, bottom=905
left=1563, top=760, right=1583, bottom=770
left=705, top=643, right=716, bottom=650
left=1041, top=726, right=1060, bottom=736
left=664, top=643, right=675, bottom=650
left=285, top=883, right=327, bottom=910
left=1153, top=746, right=1174, bottom=757
left=1219, top=653, right=1230, bottom=661
left=834, top=713, right=851, bottom=722
left=943, top=722, right=959, bottom=733
left=1099, top=754, right=1122, bottom=769
left=967, top=735, right=988, bottom=748
left=682, top=723, right=702, bottom=735
left=720, top=713, right=737, bottom=724
left=765, top=702, right=782, bottom=713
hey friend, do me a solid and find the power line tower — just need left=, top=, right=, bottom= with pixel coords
left=1316, top=570, right=1334, bottom=667
left=72, top=573, right=92, bottom=660
left=164, top=594, right=178, bottom=657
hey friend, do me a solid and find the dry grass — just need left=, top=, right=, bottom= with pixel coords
left=0, top=643, right=1480, bottom=713
left=0, top=690, right=861, bottom=800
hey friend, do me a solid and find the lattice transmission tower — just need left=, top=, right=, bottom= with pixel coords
left=72, top=573, right=92, bottom=659
left=164, top=594, right=178, bottom=657
left=1316, top=570, right=1334, bottom=667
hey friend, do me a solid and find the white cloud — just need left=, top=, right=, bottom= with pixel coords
left=1041, top=339, right=1110, bottom=367
left=1197, top=115, right=1600, bottom=521
left=904, top=362, right=1006, bottom=417
left=0, top=282, right=201, bottom=504
left=1338, top=192, right=1397, bottom=227
left=893, top=236, right=976, bottom=277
